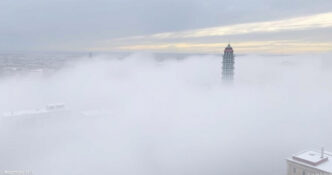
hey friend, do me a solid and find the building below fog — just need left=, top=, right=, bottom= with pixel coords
left=1, top=170, right=32, bottom=175
left=287, top=148, right=332, bottom=175
left=222, top=44, right=235, bottom=81
left=2, top=103, right=68, bottom=121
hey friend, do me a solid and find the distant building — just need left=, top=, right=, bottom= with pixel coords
left=222, top=44, right=235, bottom=81
left=287, top=148, right=332, bottom=175
left=3, top=103, right=68, bottom=120
left=2, top=170, right=32, bottom=175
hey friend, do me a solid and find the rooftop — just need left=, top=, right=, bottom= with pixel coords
left=287, top=150, right=332, bottom=173
left=224, top=44, right=233, bottom=52
left=3, top=104, right=66, bottom=118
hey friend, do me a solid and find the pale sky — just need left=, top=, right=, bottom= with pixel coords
left=1, top=0, right=332, bottom=54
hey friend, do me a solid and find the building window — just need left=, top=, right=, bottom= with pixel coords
left=293, top=168, right=296, bottom=174
left=303, top=171, right=305, bottom=175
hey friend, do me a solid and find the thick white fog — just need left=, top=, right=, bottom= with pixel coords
left=0, top=53, right=332, bottom=175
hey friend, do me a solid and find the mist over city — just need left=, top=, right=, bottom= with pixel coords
left=1, top=0, right=332, bottom=175
left=0, top=53, right=331, bottom=175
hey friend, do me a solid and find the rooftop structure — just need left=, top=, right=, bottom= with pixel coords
left=222, top=44, right=235, bottom=81
left=2, top=170, right=32, bottom=175
left=3, top=103, right=67, bottom=119
left=287, top=148, right=332, bottom=175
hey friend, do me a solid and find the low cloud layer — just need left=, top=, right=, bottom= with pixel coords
left=93, top=12, right=332, bottom=54
left=114, top=12, right=332, bottom=40
left=0, top=53, right=332, bottom=175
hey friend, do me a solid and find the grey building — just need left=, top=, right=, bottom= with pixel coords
left=287, top=149, right=332, bottom=175
left=222, top=44, right=235, bottom=81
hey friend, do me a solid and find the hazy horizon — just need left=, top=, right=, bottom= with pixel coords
left=1, top=0, right=332, bottom=54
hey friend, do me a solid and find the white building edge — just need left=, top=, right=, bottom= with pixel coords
left=2, top=103, right=67, bottom=119
left=287, top=148, right=332, bottom=175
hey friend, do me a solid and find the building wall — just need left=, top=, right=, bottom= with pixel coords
left=222, top=52, right=234, bottom=80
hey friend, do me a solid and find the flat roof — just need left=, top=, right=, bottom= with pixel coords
left=287, top=150, right=332, bottom=173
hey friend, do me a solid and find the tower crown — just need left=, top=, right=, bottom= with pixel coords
left=224, top=44, right=233, bottom=53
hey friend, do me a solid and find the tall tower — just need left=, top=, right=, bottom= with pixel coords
left=222, top=44, right=235, bottom=81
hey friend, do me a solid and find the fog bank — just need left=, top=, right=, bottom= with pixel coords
left=0, top=53, right=331, bottom=175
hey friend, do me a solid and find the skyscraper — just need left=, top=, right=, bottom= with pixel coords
left=222, top=44, right=235, bottom=81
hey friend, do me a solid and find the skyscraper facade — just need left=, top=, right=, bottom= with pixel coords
left=222, top=44, right=235, bottom=81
